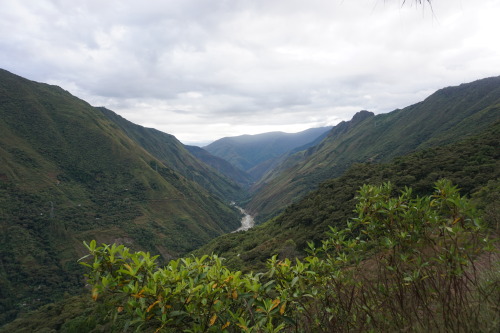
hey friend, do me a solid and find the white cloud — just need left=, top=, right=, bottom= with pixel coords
left=1, top=0, right=500, bottom=145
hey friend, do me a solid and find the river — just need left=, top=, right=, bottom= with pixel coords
left=233, top=206, right=255, bottom=232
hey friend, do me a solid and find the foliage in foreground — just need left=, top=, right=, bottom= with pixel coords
left=82, top=180, right=498, bottom=332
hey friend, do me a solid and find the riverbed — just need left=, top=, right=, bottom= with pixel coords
left=233, top=206, right=255, bottom=232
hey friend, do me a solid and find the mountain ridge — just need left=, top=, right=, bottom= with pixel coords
left=204, top=126, right=333, bottom=176
left=184, top=145, right=255, bottom=188
left=97, top=107, right=246, bottom=201
left=246, top=76, right=500, bottom=222
left=1, top=68, right=500, bottom=329
left=0, top=68, right=241, bottom=324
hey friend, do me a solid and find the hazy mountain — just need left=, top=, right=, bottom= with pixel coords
left=185, top=145, right=254, bottom=188
left=246, top=76, right=500, bottom=222
left=0, top=69, right=240, bottom=324
left=203, top=127, right=333, bottom=176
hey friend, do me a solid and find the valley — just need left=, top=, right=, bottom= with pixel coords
left=0, top=69, right=499, bottom=331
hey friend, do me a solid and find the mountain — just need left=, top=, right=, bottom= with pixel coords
left=97, top=107, right=246, bottom=201
left=247, top=77, right=500, bottom=222
left=185, top=145, right=254, bottom=188
left=0, top=69, right=241, bottom=324
left=1, top=70, right=499, bottom=332
left=242, top=127, right=333, bottom=184
left=203, top=127, right=333, bottom=178
left=194, top=120, right=500, bottom=271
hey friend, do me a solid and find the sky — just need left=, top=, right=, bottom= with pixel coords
left=1, top=0, right=500, bottom=146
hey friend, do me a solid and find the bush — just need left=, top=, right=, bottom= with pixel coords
left=81, top=180, right=498, bottom=332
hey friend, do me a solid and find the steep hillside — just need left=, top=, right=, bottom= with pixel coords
left=98, top=108, right=246, bottom=201
left=247, top=77, right=500, bottom=222
left=203, top=127, right=332, bottom=176
left=0, top=69, right=240, bottom=325
left=185, top=145, right=254, bottom=188
left=194, top=120, right=500, bottom=271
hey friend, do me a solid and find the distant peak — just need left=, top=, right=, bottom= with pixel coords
left=327, top=110, right=374, bottom=138
left=351, top=110, right=374, bottom=123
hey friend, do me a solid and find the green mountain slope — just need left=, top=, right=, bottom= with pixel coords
left=194, top=120, right=500, bottom=271
left=185, top=145, right=254, bottom=188
left=203, top=127, right=332, bottom=175
left=0, top=69, right=240, bottom=325
left=247, top=77, right=500, bottom=222
left=97, top=107, right=246, bottom=201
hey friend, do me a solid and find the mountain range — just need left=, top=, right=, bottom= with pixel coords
left=204, top=127, right=332, bottom=180
left=245, top=77, right=500, bottom=222
left=0, top=68, right=499, bottom=330
left=97, top=107, right=245, bottom=201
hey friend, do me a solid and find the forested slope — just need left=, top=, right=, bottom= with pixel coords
left=247, top=76, right=500, bottom=222
left=204, top=127, right=332, bottom=175
left=98, top=107, right=246, bottom=201
left=185, top=145, right=254, bottom=188
left=0, top=69, right=240, bottom=325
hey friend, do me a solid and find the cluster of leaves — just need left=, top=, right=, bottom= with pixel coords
left=82, top=180, right=498, bottom=332
left=293, top=179, right=497, bottom=332
left=82, top=242, right=290, bottom=332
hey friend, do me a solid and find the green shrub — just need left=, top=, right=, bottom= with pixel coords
left=82, top=180, right=498, bottom=332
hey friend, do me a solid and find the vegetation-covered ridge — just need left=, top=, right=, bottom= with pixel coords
left=247, top=76, right=500, bottom=223
left=185, top=145, right=255, bottom=189
left=0, top=68, right=241, bottom=325
left=73, top=180, right=498, bottom=332
left=98, top=107, right=247, bottom=201
left=204, top=127, right=332, bottom=180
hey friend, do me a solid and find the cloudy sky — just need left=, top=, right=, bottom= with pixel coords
left=1, top=0, right=500, bottom=145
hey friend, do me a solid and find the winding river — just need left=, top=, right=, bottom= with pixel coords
left=233, top=206, right=255, bottom=232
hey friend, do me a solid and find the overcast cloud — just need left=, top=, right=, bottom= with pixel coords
left=1, top=0, right=500, bottom=145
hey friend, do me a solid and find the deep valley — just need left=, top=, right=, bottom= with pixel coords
left=0, top=69, right=499, bottom=332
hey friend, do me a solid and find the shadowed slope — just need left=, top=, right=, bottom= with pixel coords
left=98, top=107, right=246, bottom=201
left=0, top=69, right=240, bottom=325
